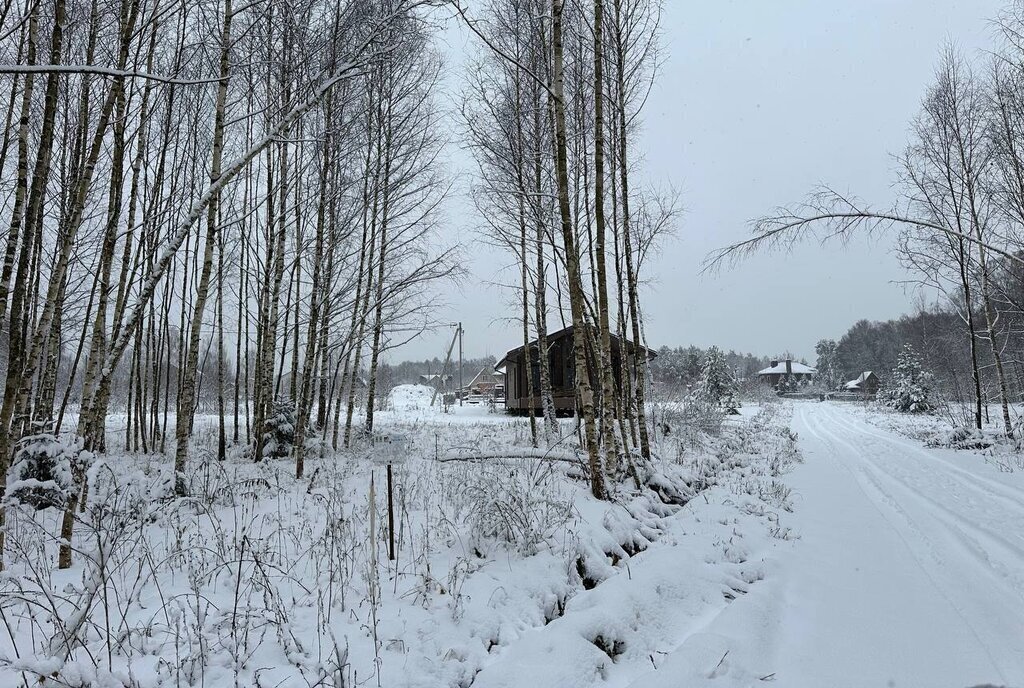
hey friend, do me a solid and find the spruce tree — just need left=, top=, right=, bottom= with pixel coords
left=697, top=346, right=740, bottom=414
left=883, top=344, right=934, bottom=413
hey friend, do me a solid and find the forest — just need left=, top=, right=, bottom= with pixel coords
left=0, top=0, right=672, bottom=573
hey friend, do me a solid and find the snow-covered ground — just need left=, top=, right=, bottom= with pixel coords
left=779, top=403, right=1024, bottom=686
left=0, top=387, right=802, bottom=688
left=3, top=391, right=1023, bottom=687
left=605, top=401, right=1024, bottom=687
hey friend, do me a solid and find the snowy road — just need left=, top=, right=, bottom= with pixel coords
left=780, top=403, right=1024, bottom=687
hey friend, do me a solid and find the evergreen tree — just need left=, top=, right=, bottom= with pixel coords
left=883, top=344, right=935, bottom=413
left=696, top=346, right=740, bottom=413
left=261, top=400, right=298, bottom=460
left=815, top=339, right=842, bottom=390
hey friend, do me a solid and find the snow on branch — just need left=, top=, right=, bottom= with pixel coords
left=438, top=448, right=584, bottom=465
left=0, top=64, right=223, bottom=85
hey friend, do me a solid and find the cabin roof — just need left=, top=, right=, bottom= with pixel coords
left=495, top=325, right=654, bottom=370
left=844, top=371, right=877, bottom=389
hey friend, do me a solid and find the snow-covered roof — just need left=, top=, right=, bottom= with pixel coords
left=756, top=360, right=816, bottom=376
left=844, top=371, right=876, bottom=390
left=468, top=367, right=502, bottom=388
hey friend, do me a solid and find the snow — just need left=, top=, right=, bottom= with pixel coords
left=768, top=403, right=1024, bottom=685
left=755, top=360, right=816, bottom=376
left=3, top=397, right=1023, bottom=687
left=843, top=370, right=875, bottom=390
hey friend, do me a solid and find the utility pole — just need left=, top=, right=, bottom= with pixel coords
left=430, top=324, right=460, bottom=408
left=459, top=322, right=464, bottom=406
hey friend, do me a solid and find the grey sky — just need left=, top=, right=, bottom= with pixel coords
left=393, top=0, right=1007, bottom=366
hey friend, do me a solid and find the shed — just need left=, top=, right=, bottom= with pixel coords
left=844, top=371, right=880, bottom=396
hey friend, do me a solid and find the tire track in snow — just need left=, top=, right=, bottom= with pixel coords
left=827, top=408, right=1024, bottom=515
left=813, top=406, right=1024, bottom=586
left=801, top=404, right=1024, bottom=682
left=820, top=407, right=1024, bottom=587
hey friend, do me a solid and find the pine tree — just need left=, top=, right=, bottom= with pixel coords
left=261, top=400, right=297, bottom=460
left=696, top=346, right=740, bottom=414
left=815, top=339, right=842, bottom=390
left=883, top=344, right=934, bottom=413
left=5, top=428, right=86, bottom=510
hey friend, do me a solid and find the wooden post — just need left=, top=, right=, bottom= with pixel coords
left=386, top=462, right=395, bottom=561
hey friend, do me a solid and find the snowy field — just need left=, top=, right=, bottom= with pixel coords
left=3, top=391, right=1023, bottom=687
left=0, top=386, right=803, bottom=687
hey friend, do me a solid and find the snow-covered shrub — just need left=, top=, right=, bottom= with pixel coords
left=695, top=346, right=739, bottom=414
left=459, top=459, right=573, bottom=554
left=683, top=394, right=725, bottom=437
left=882, top=344, right=934, bottom=413
left=775, top=375, right=799, bottom=394
left=4, top=431, right=87, bottom=510
left=261, top=399, right=297, bottom=459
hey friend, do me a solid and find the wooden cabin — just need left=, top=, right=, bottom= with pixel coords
left=496, top=326, right=654, bottom=416
left=844, top=371, right=880, bottom=397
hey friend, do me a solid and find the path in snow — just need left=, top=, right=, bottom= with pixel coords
left=777, top=402, right=1024, bottom=687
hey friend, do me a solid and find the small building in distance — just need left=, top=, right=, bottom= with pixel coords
left=756, top=359, right=816, bottom=387
left=496, top=325, right=655, bottom=416
left=844, top=371, right=880, bottom=397
left=466, top=367, right=504, bottom=399
left=418, top=373, right=453, bottom=390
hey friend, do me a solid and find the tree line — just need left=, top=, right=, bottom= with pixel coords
left=816, top=297, right=1024, bottom=425
left=714, top=1, right=1024, bottom=438
left=648, top=345, right=772, bottom=393
left=0, top=0, right=671, bottom=568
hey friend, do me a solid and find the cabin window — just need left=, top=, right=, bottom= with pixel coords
left=550, top=344, right=563, bottom=388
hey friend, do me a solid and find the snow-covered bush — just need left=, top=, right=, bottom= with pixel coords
left=261, top=399, right=297, bottom=459
left=695, top=346, right=740, bottom=414
left=775, top=375, right=799, bottom=394
left=4, top=431, right=86, bottom=510
left=654, top=395, right=724, bottom=450
left=882, top=344, right=934, bottom=413
left=459, top=460, right=573, bottom=554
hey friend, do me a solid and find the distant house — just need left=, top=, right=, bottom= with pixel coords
left=757, top=359, right=816, bottom=387
left=418, top=373, right=453, bottom=390
left=466, top=367, right=504, bottom=398
left=844, top=371, right=880, bottom=396
left=496, top=325, right=655, bottom=416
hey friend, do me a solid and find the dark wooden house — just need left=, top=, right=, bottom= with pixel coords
left=495, top=325, right=654, bottom=415
left=844, top=371, right=880, bottom=397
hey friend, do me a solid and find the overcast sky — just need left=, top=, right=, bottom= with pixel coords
left=392, top=0, right=1007, bottom=366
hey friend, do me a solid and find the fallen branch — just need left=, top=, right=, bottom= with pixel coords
left=438, top=449, right=583, bottom=465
